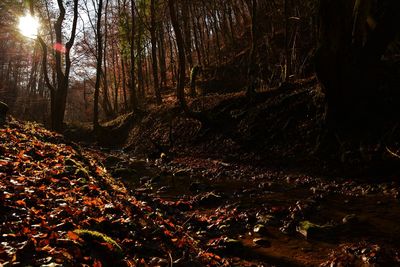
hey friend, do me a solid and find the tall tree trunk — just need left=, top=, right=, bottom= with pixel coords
left=111, top=40, right=119, bottom=112
left=190, top=4, right=203, bottom=66
left=158, top=21, right=167, bottom=89
left=130, top=0, right=138, bottom=110
left=150, top=0, right=162, bottom=104
left=284, top=0, right=291, bottom=81
left=168, top=0, right=189, bottom=112
left=102, top=0, right=113, bottom=118
left=93, top=0, right=103, bottom=131
left=39, top=0, right=79, bottom=132
left=315, top=0, right=400, bottom=130
left=137, top=23, right=145, bottom=99
left=245, top=0, right=257, bottom=97
left=168, top=0, right=208, bottom=125
left=167, top=21, right=177, bottom=86
left=182, top=0, right=193, bottom=70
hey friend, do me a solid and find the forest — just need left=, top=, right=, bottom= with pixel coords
left=1, top=0, right=400, bottom=266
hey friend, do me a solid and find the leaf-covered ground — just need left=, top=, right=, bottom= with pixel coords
left=0, top=119, right=228, bottom=266
left=2, top=108, right=400, bottom=266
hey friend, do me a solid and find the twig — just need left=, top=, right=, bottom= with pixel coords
left=168, top=252, right=173, bottom=267
left=386, top=147, right=400, bottom=160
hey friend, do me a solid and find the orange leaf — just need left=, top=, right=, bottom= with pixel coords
left=30, top=207, right=40, bottom=215
left=0, top=160, right=9, bottom=166
left=67, top=231, right=80, bottom=241
left=93, top=259, right=102, bottom=267
left=94, top=217, right=106, bottom=223
left=16, top=176, right=26, bottom=182
left=164, top=229, right=173, bottom=237
left=100, top=242, right=114, bottom=251
left=16, top=199, right=26, bottom=206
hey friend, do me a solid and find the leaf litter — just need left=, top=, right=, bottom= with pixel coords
left=0, top=119, right=228, bottom=266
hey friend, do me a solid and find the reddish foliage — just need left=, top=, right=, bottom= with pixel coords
left=0, top=119, right=228, bottom=266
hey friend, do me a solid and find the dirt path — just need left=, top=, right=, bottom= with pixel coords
left=95, top=148, right=400, bottom=266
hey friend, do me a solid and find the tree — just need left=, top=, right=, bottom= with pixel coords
left=150, top=0, right=162, bottom=104
left=315, top=0, right=400, bottom=130
left=38, top=0, right=79, bottom=132
left=245, top=0, right=258, bottom=97
left=168, top=0, right=208, bottom=125
left=93, top=0, right=104, bottom=130
left=168, top=0, right=189, bottom=113
left=130, top=0, right=138, bottom=110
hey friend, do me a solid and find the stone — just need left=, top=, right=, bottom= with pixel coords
left=197, top=192, right=222, bottom=206
left=104, top=155, right=121, bottom=167
left=223, top=238, right=243, bottom=251
left=173, top=168, right=190, bottom=177
left=189, top=182, right=209, bottom=192
left=253, top=224, right=268, bottom=235
left=111, top=168, right=137, bottom=180
left=296, top=220, right=335, bottom=240
left=342, top=214, right=358, bottom=225
left=253, top=238, right=271, bottom=247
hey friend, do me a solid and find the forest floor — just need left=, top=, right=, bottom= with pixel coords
left=2, top=79, right=400, bottom=266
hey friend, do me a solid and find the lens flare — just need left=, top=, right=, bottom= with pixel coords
left=18, top=14, right=40, bottom=39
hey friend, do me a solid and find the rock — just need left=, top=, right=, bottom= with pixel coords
left=140, top=176, right=153, bottom=184
left=156, top=186, right=171, bottom=193
left=296, top=220, right=335, bottom=240
left=189, top=182, right=209, bottom=192
left=173, top=169, right=190, bottom=177
left=256, top=213, right=278, bottom=226
left=0, top=101, right=8, bottom=126
left=111, top=168, right=138, bottom=180
left=253, top=224, right=268, bottom=235
left=149, top=257, right=168, bottom=266
left=223, top=238, right=243, bottom=250
left=197, top=192, right=222, bottom=206
left=104, top=155, right=121, bottom=167
left=342, top=214, right=358, bottom=225
left=253, top=238, right=271, bottom=247
left=150, top=175, right=162, bottom=184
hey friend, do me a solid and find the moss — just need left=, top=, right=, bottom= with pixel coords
left=64, top=157, right=90, bottom=178
left=297, top=221, right=335, bottom=240
left=74, top=229, right=123, bottom=254
left=190, top=66, right=200, bottom=83
left=101, top=112, right=133, bottom=128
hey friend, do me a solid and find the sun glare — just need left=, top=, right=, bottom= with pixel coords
left=18, top=14, right=40, bottom=39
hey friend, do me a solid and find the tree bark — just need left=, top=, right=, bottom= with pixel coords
left=39, top=0, right=79, bottom=132
left=130, top=0, right=138, bottom=110
left=93, top=0, right=103, bottom=131
left=168, top=0, right=208, bottom=125
left=315, top=0, right=400, bottom=130
left=150, top=0, right=162, bottom=104
left=102, top=0, right=113, bottom=118
left=245, top=0, right=258, bottom=97
left=169, top=0, right=188, bottom=111
left=158, top=21, right=167, bottom=90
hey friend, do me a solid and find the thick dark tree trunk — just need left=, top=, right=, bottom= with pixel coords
left=168, top=0, right=209, bottom=126
left=130, top=0, right=138, bottom=110
left=93, top=0, right=103, bottom=131
left=315, top=0, right=400, bottom=131
left=101, top=0, right=114, bottom=118
left=150, top=0, right=162, bottom=104
left=168, top=0, right=187, bottom=111
left=284, top=0, right=291, bottom=81
left=39, top=0, right=78, bottom=132
left=137, top=24, right=145, bottom=99
left=158, top=21, right=167, bottom=90
left=245, top=0, right=258, bottom=98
